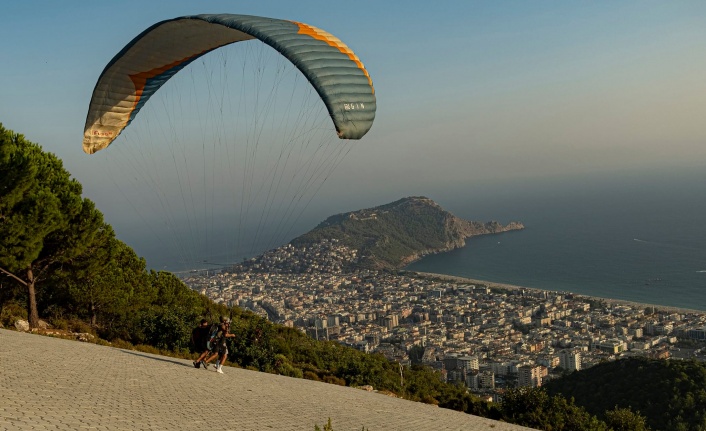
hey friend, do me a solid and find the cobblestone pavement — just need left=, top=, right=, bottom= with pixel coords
left=0, top=329, right=534, bottom=430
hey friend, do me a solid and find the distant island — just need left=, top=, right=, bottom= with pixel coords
left=289, top=196, right=524, bottom=269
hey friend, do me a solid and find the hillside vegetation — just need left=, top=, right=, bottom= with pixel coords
left=292, top=196, right=523, bottom=269
left=545, top=357, right=706, bottom=431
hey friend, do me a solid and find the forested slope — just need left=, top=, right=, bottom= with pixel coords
left=545, top=357, right=706, bottom=431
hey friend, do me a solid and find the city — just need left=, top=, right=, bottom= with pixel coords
left=182, top=238, right=706, bottom=401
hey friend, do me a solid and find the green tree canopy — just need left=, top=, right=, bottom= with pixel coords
left=0, top=124, right=107, bottom=327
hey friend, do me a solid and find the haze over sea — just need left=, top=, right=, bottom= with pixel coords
left=407, top=165, right=706, bottom=312
left=144, top=164, right=706, bottom=312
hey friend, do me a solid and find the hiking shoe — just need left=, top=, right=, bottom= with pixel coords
left=216, top=366, right=224, bottom=374
left=201, top=361, right=209, bottom=370
left=193, top=361, right=200, bottom=369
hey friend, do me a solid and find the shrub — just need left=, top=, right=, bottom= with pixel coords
left=421, top=394, right=439, bottom=405
left=108, top=338, right=135, bottom=350
left=51, top=319, right=69, bottom=331
left=0, top=300, right=27, bottom=327
left=68, top=318, right=96, bottom=335
left=604, top=407, right=651, bottom=431
left=323, top=375, right=346, bottom=386
left=273, top=354, right=304, bottom=378
left=304, top=371, right=321, bottom=381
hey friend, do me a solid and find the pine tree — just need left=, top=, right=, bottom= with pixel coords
left=0, top=124, right=105, bottom=328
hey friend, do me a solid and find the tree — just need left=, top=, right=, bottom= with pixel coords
left=138, top=270, right=209, bottom=351
left=93, top=241, right=154, bottom=342
left=500, top=387, right=607, bottom=431
left=56, top=228, right=124, bottom=326
left=0, top=124, right=105, bottom=328
left=604, top=407, right=651, bottom=431
left=408, top=344, right=425, bottom=364
left=544, top=357, right=706, bottom=431
left=148, top=270, right=208, bottom=313
left=230, top=316, right=278, bottom=371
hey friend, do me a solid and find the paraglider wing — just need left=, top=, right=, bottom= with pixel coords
left=83, top=14, right=376, bottom=154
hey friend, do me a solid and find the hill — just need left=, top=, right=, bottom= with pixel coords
left=544, top=357, right=706, bottom=430
left=290, top=196, right=524, bottom=269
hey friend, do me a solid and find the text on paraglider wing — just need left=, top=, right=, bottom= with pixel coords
left=91, top=130, right=115, bottom=137
left=343, top=103, right=365, bottom=111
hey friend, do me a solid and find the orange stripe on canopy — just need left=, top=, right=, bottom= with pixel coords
left=129, top=53, right=205, bottom=112
left=293, top=21, right=374, bottom=94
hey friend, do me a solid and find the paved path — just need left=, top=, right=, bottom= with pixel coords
left=0, top=329, right=534, bottom=430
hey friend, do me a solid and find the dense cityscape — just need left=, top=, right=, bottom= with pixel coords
left=182, top=238, right=706, bottom=401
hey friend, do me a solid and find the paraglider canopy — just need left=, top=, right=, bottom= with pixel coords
left=83, top=13, right=376, bottom=154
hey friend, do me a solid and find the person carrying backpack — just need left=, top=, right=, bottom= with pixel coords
left=203, top=316, right=236, bottom=374
left=193, top=319, right=220, bottom=369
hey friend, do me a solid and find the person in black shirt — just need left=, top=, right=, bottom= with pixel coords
left=191, top=319, right=210, bottom=368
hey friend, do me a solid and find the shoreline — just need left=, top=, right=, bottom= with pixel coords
left=410, top=271, right=706, bottom=315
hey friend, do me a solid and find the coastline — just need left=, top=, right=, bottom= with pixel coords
left=410, top=271, right=706, bottom=315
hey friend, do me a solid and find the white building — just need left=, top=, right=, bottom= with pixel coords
left=490, top=361, right=511, bottom=376
left=597, top=339, right=626, bottom=354
left=559, top=349, right=581, bottom=371
left=457, top=355, right=480, bottom=372
left=517, top=365, right=543, bottom=388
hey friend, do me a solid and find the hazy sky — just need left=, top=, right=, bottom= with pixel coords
left=2, top=1, right=706, bottom=268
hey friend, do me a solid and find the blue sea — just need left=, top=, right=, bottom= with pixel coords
left=406, top=166, right=706, bottom=311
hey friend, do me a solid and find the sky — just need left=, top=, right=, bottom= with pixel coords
left=2, top=1, right=706, bottom=268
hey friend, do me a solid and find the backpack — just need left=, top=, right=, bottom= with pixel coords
left=206, top=323, right=220, bottom=351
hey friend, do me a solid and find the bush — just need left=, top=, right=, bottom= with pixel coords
left=501, top=387, right=607, bottom=431
left=273, top=354, right=304, bottom=378
left=68, top=318, right=96, bottom=334
left=0, top=300, right=27, bottom=327
left=280, top=366, right=303, bottom=379
left=133, top=344, right=161, bottom=355
left=107, top=338, right=135, bottom=350
left=421, top=394, right=439, bottom=405
left=604, top=407, right=651, bottom=431
left=323, top=375, right=346, bottom=386
left=304, top=371, right=321, bottom=381
left=51, top=319, right=69, bottom=331
left=140, top=309, right=194, bottom=352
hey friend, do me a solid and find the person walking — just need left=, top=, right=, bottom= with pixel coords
left=204, top=316, right=236, bottom=374
left=192, top=319, right=213, bottom=369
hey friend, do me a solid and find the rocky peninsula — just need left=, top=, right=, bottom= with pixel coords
left=291, top=196, right=524, bottom=269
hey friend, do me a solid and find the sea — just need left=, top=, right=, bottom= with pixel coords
left=406, top=165, right=706, bottom=312
left=143, top=164, right=706, bottom=312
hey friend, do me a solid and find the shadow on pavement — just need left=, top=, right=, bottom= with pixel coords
left=120, top=349, right=194, bottom=368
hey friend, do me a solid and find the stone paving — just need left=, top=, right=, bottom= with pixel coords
left=0, top=329, right=534, bottom=430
